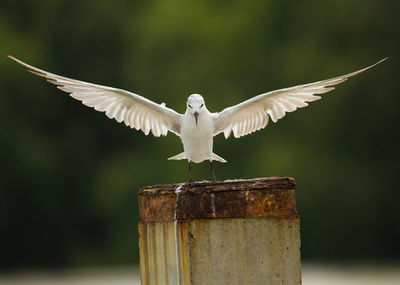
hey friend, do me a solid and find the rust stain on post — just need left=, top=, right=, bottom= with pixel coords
left=139, top=177, right=297, bottom=224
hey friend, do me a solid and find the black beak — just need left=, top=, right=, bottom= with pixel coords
left=194, top=112, right=199, bottom=126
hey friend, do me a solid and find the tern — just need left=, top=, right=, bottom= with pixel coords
left=9, top=56, right=386, bottom=182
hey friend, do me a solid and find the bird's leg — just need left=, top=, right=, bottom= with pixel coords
left=209, top=160, right=216, bottom=182
left=188, top=161, right=193, bottom=183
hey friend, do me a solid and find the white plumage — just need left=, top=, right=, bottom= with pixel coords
left=9, top=55, right=386, bottom=181
left=212, top=59, right=386, bottom=138
left=11, top=56, right=182, bottom=137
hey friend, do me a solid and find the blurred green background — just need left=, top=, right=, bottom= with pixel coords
left=0, top=0, right=398, bottom=271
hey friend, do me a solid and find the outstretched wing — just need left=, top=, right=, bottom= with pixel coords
left=9, top=56, right=182, bottom=137
left=213, top=58, right=387, bottom=138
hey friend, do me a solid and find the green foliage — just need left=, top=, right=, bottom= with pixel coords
left=0, top=0, right=398, bottom=269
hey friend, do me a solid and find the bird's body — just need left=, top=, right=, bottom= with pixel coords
left=174, top=94, right=226, bottom=165
left=8, top=55, right=387, bottom=181
left=180, top=106, right=214, bottom=163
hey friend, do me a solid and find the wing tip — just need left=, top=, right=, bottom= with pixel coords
left=7, top=55, right=36, bottom=72
left=7, top=55, right=20, bottom=64
left=380, top=57, right=389, bottom=63
left=370, top=57, right=388, bottom=68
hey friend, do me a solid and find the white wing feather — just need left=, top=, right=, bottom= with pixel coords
left=213, top=58, right=387, bottom=138
left=9, top=56, right=182, bottom=137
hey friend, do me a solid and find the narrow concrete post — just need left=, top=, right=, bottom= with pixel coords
left=138, top=177, right=301, bottom=285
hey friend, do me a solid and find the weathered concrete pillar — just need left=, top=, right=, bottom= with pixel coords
left=138, top=177, right=301, bottom=285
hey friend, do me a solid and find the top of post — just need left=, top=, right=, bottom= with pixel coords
left=138, top=177, right=298, bottom=224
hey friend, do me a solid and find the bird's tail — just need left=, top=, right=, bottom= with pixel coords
left=167, top=152, right=227, bottom=163
left=168, top=152, right=187, bottom=160
left=211, top=153, right=227, bottom=163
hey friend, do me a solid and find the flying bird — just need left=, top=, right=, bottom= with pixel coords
left=8, top=56, right=386, bottom=182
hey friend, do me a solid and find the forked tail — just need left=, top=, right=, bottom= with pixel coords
left=168, top=152, right=227, bottom=163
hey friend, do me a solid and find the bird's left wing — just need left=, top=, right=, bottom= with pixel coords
left=8, top=56, right=182, bottom=137
left=213, top=58, right=387, bottom=139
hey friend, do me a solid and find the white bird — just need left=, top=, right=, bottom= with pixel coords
left=8, top=56, right=386, bottom=182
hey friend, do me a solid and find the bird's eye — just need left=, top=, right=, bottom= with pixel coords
left=200, top=104, right=204, bottom=108
left=188, top=104, right=192, bottom=108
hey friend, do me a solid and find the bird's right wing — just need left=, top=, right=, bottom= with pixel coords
left=9, top=56, right=182, bottom=137
left=213, top=58, right=387, bottom=138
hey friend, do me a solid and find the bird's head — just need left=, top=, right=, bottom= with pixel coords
left=186, top=94, right=206, bottom=126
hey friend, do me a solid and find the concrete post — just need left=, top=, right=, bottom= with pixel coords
left=138, top=177, right=301, bottom=285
